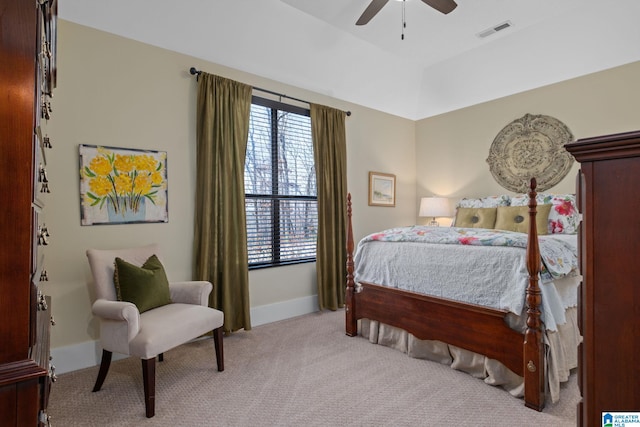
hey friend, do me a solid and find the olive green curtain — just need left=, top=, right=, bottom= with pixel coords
left=311, top=104, right=348, bottom=311
left=194, top=72, right=252, bottom=332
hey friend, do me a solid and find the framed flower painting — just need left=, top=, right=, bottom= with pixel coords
left=79, top=144, right=168, bottom=225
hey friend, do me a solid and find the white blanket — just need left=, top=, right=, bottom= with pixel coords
left=354, top=229, right=579, bottom=331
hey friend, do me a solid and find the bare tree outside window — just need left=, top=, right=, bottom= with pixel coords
left=244, top=99, right=317, bottom=267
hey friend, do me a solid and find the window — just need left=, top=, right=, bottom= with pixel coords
left=244, top=97, right=317, bottom=268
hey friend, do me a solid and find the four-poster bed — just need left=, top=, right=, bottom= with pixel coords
left=345, top=178, right=578, bottom=411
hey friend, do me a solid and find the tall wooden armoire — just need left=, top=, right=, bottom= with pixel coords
left=565, top=130, right=640, bottom=426
left=0, top=0, right=56, bottom=425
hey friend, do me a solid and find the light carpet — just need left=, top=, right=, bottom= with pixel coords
left=48, top=309, right=578, bottom=426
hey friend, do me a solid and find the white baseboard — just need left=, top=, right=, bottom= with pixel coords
left=250, top=294, right=318, bottom=327
left=51, top=295, right=318, bottom=374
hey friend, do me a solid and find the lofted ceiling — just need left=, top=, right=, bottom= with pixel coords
left=59, top=0, right=640, bottom=120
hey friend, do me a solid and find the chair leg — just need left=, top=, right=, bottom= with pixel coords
left=142, top=358, right=156, bottom=418
left=92, top=349, right=112, bottom=392
left=213, top=326, right=224, bottom=372
left=158, top=353, right=164, bottom=362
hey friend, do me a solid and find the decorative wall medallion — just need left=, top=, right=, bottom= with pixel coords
left=486, top=114, right=575, bottom=192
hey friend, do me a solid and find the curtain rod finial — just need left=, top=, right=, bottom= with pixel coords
left=189, top=67, right=201, bottom=76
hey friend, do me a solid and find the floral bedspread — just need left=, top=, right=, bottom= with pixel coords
left=362, top=225, right=578, bottom=280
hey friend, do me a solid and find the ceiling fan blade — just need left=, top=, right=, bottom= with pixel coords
left=356, top=0, right=389, bottom=26
left=421, top=0, right=457, bottom=15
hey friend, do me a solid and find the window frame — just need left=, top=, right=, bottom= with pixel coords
left=245, top=96, right=317, bottom=270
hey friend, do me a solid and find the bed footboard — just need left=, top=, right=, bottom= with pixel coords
left=356, top=282, right=525, bottom=375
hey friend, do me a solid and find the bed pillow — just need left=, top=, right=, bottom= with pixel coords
left=456, top=195, right=511, bottom=209
left=494, top=204, right=552, bottom=235
left=511, top=193, right=579, bottom=234
left=114, top=254, right=172, bottom=313
left=453, top=195, right=510, bottom=226
left=454, top=207, right=497, bottom=229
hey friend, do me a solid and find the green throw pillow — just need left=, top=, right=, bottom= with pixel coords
left=454, top=207, right=497, bottom=229
left=494, top=204, right=552, bottom=235
left=113, top=254, right=172, bottom=313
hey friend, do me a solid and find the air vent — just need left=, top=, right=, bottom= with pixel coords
left=477, top=21, right=513, bottom=39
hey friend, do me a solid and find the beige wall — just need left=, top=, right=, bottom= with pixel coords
left=45, top=20, right=639, bottom=363
left=415, top=61, right=640, bottom=212
left=44, top=21, right=416, bottom=352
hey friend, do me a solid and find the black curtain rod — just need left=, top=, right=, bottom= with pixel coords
left=189, top=67, right=351, bottom=116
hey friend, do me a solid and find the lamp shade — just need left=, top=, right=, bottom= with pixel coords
left=418, top=197, right=451, bottom=218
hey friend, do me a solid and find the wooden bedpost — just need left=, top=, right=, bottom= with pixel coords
left=345, top=193, right=357, bottom=336
left=523, top=177, right=545, bottom=411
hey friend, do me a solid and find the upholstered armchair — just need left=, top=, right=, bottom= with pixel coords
left=86, top=243, right=224, bottom=418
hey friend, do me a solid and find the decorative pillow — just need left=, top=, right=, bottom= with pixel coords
left=114, top=254, right=172, bottom=313
left=511, top=193, right=579, bottom=234
left=456, top=195, right=511, bottom=209
left=454, top=195, right=510, bottom=226
left=494, top=204, right=552, bottom=235
left=454, top=207, right=497, bottom=229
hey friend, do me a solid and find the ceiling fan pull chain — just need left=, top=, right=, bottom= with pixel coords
left=401, top=0, right=406, bottom=40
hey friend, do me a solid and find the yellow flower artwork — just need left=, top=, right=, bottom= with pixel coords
left=79, top=145, right=168, bottom=225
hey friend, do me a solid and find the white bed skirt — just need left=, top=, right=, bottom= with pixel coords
left=360, top=306, right=580, bottom=403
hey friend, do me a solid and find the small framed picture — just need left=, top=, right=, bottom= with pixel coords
left=368, top=172, right=396, bottom=207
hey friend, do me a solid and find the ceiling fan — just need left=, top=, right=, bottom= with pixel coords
left=356, top=0, right=457, bottom=25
